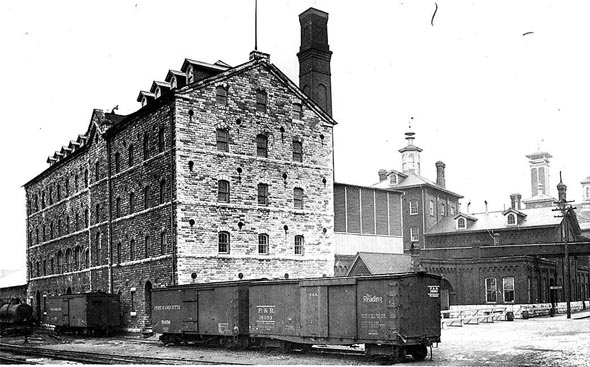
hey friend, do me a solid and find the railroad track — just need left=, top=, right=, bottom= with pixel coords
left=0, top=342, right=251, bottom=365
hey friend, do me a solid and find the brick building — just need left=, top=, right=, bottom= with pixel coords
left=24, top=8, right=337, bottom=331
left=373, top=126, right=463, bottom=251
left=420, top=182, right=590, bottom=306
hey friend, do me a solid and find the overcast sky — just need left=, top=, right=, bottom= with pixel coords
left=1, top=0, right=589, bottom=270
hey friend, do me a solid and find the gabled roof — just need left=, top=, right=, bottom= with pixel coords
left=137, top=91, right=155, bottom=102
left=454, top=212, right=478, bottom=221
left=522, top=193, right=556, bottom=203
left=346, top=252, right=412, bottom=276
left=426, top=206, right=569, bottom=235
left=372, top=171, right=463, bottom=198
left=181, top=58, right=231, bottom=73
left=501, top=207, right=527, bottom=217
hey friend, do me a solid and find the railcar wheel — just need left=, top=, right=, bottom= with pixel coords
left=407, top=344, right=428, bottom=361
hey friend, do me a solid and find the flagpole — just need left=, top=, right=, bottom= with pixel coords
left=255, top=0, right=258, bottom=51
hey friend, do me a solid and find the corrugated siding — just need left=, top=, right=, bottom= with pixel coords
left=389, top=193, right=402, bottom=236
left=375, top=191, right=389, bottom=235
left=334, top=185, right=347, bottom=232
left=346, top=188, right=361, bottom=233
left=361, top=188, right=375, bottom=234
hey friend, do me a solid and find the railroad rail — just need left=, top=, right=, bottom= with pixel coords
left=0, top=342, right=252, bottom=365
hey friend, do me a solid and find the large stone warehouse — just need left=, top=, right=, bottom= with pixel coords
left=24, top=8, right=338, bottom=332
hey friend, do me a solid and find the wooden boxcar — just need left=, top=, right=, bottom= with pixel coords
left=46, top=292, right=120, bottom=335
left=151, top=281, right=249, bottom=346
left=248, top=272, right=445, bottom=360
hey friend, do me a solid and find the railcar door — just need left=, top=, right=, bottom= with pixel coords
left=300, top=286, right=328, bottom=338
left=181, top=288, right=198, bottom=332
left=61, top=298, right=70, bottom=327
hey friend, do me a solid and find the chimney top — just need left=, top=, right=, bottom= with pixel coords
left=435, top=161, right=446, bottom=188
left=249, top=50, right=270, bottom=61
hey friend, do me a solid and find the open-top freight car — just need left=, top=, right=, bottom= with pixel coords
left=152, top=272, right=448, bottom=361
left=46, top=292, right=121, bottom=335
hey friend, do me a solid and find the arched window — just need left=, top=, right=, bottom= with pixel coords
left=84, top=169, right=89, bottom=187
left=441, top=203, right=446, bottom=216
left=170, top=76, right=177, bottom=89
left=116, top=197, right=121, bottom=218
left=155, top=86, right=161, bottom=99
left=74, top=246, right=81, bottom=270
left=95, top=203, right=100, bottom=224
left=143, top=132, right=150, bottom=161
left=84, top=249, right=89, bottom=268
left=144, top=235, right=150, bottom=258
left=507, top=213, right=516, bottom=225
left=257, top=183, right=269, bottom=206
left=216, top=128, right=229, bottom=152
left=94, top=232, right=101, bottom=266
left=256, top=134, right=268, bottom=157
left=292, top=103, right=302, bottom=120
left=84, top=209, right=89, bottom=228
left=258, top=233, right=269, bottom=254
left=216, top=85, right=228, bottom=105
left=218, top=180, right=230, bottom=202
left=65, top=178, right=69, bottom=197
left=116, top=243, right=122, bottom=264
left=429, top=201, right=435, bottom=216
left=295, top=235, right=304, bottom=255
left=144, top=186, right=150, bottom=210
left=57, top=184, right=61, bottom=201
left=95, top=161, right=100, bottom=181
left=187, top=65, right=194, bottom=83
left=457, top=217, right=467, bottom=229
left=218, top=231, right=230, bottom=253
left=294, top=188, right=304, bottom=209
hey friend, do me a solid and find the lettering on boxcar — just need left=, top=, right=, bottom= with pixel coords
left=256, top=305, right=276, bottom=330
left=161, top=319, right=170, bottom=325
left=218, top=322, right=230, bottom=334
left=428, top=285, right=440, bottom=298
left=153, top=304, right=181, bottom=310
left=49, top=307, right=62, bottom=312
left=363, top=294, right=383, bottom=303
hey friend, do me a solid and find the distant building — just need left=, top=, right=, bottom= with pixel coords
left=24, top=8, right=337, bottom=331
left=345, top=252, right=412, bottom=276
left=373, top=127, right=463, bottom=251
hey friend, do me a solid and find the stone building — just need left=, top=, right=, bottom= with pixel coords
left=372, top=127, right=463, bottom=251
left=24, top=8, right=337, bottom=331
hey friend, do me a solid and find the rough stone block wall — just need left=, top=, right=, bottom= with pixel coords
left=174, top=61, right=335, bottom=284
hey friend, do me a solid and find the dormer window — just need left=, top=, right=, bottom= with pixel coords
left=389, top=174, right=397, bottom=184
left=507, top=213, right=516, bottom=225
left=457, top=217, right=466, bottom=229
left=170, top=76, right=177, bottom=89
left=141, top=96, right=148, bottom=107
left=155, top=87, right=161, bottom=99
left=187, top=65, right=194, bottom=84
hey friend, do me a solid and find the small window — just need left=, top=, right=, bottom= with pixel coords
left=75, top=175, right=79, bottom=191
left=84, top=249, right=89, bottom=268
left=158, top=127, right=165, bottom=153
left=75, top=212, right=80, bottom=231
left=216, top=129, right=229, bottom=152
left=457, top=217, right=467, bottom=229
left=128, top=144, right=135, bottom=167
left=159, top=180, right=166, bottom=204
left=294, top=188, right=304, bottom=209
left=409, top=200, right=419, bottom=215
left=218, top=180, right=230, bottom=202
left=84, top=169, right=89, bottom=187
left=257, top=183, right=269, bottom=206
left=130, top=239, right=135, bottom=261
left=116, top=243, right=122, bottom=264
left=258, top=233, right=269, bottom=254
left=114, top=152, right=121, bottom=173
left=95, top=161, right=100, bottom=181
left=216, top=85, right=228, bottom=105
left=95, top=203, right=100, bottom=224
left=507, top=213, right=516, bottom=225
left=450, top=206, right=456, bottom=216
left=503, top=277, right=515, bottom=303
left=441, top=203, right=446, bottom=217
left=155, top=86, right=161, bottom=99
left=485, top=277, right=497, bottom=303
left=129, top=192, right=135, bottom=214
left=218, top=231, right=230, bottom=253
left=116, top=197, right=121, bottom=218
left=160, top=231, right=167, bottom=255
left=49, top=188, right=53, bottom=205
left=293, top=141, right=303, bottom=162
left=389, top=174, right=397, bottom=184
left=170, top=76, right=177, bottom=89
left=57, top=184, right=61, bottom=201
left=144, top=186, right=150, bottom=210
left=94, top=232, right=101, bottom=266
left=144, top=236, right=150, bottom=258
left=429, top=201, right=434, bottom=216
left=295, top=235, right=304, bottom=255
left=143, top=133, right=150, bottom=161
left=84, top=209, right=89, bottom=228
left=410, top=227, right=419, bottom=242
left=256, top=90, right=267, bottom=112
left=65, top=178, right=69, bottom=197
left=256, top=134, right=268, bottom=157
left=292, top=103, right=302, bottom=119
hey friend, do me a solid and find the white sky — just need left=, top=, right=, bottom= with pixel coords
left=1, top=0, right=589, bottom=270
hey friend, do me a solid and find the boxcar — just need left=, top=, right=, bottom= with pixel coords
left=248, top=272, right=445, bottom=360
left=151, top=281, right=249, bottom=347
left=46, top=292, right=121, bottom=335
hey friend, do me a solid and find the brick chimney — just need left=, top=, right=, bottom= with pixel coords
left=297, top=8, right=333, bottom=116
left=378, top=169, right=388, bottom=182
left=435, top=161, right=446, bottom=188
left=516, top=193, right=522, bottom=210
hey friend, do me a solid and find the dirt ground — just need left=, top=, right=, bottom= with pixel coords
left=5, top=309, right=590, bottom=365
